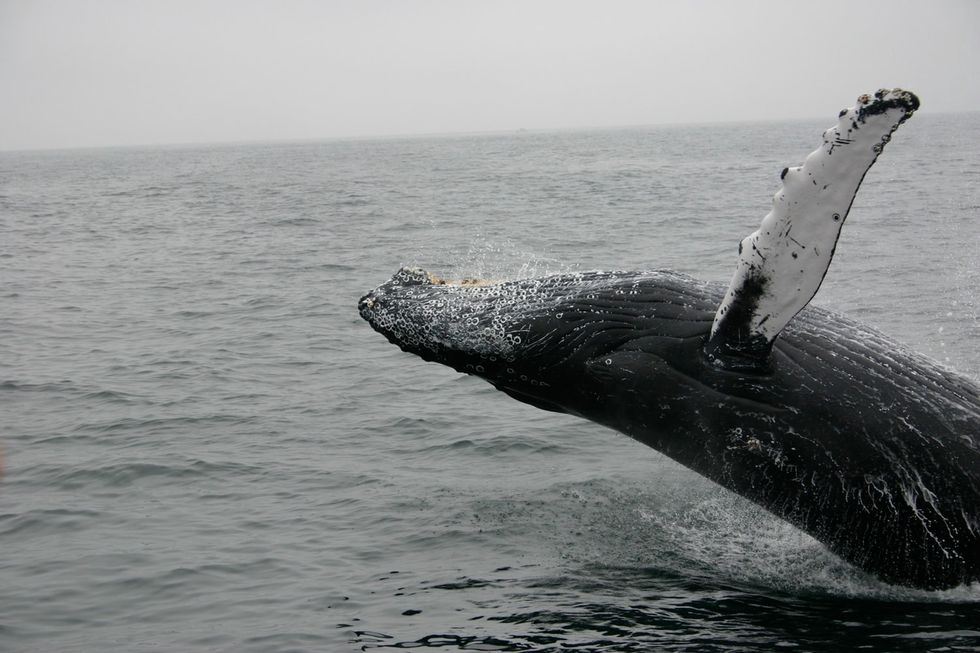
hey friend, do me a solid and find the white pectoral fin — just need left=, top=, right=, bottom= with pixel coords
left=706, top=89, right=919, bottom=370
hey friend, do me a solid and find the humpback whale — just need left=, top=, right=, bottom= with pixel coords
left=358, top=89, right=980, bottom=590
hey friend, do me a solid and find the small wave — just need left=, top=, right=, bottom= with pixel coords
left=104, top=185, right=173, bottom=198
left=0, top=507, right=103, bottom=539
left=71, top=414, right=251, bottom=437
left=80, top=556, right=301, bottom=620
left=271, top=216, right=320, bottom=226
left=174, top=309, right=215, bottom=318
left=241, top=632, right=336, bottom=650
left=0, top=379, right=141, bottom=406
left=335, top=195, right=371, bottom=207
left=429, top=577, right=496, bottom=591
left=242, top=295, right=281, bottom=307
left=358, top=632, right=515, bottom=650
left=314, top=262, right=357, bottom=273
left=0, top=379, right=78, bottom=393
left=385, top=416, right=448, bottom=438
left=20, top=458, right=267, bottom=490
left=79, top=389, right=143, bottom=404
left=415, top=435, right=571, bottom=456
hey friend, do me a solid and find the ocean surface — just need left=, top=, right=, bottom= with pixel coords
left=2, top=112, right=979, bottom=652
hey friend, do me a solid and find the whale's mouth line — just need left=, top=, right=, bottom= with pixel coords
left=418, top=269, right=499, bottom=288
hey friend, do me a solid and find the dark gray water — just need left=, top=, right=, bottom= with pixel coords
left=2, top=113, right=979, bottom=652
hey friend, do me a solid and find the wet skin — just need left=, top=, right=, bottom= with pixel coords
left=360, top=267, right=980, bottom=589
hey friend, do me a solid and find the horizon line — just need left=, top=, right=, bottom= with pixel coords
left=2, top=108, right=977, bottom=155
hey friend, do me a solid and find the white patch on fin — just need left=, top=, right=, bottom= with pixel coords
left=706, top=89, right=919, bottom=368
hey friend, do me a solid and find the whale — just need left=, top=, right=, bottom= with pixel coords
left=358, top=90, right=980, bottom=590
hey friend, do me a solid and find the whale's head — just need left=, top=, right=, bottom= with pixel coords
left=358, top=267, right=721, bottom=416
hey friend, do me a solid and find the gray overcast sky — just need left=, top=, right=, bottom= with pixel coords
left=2, top=0, right=978, bottom=151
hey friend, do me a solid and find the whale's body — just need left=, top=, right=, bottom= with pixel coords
left=360, top=268, right=980, bottom=589
left=358, top=90, right=980, bottom=589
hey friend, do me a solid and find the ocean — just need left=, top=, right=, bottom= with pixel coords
left=1, top=112, right=978, bottom=652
